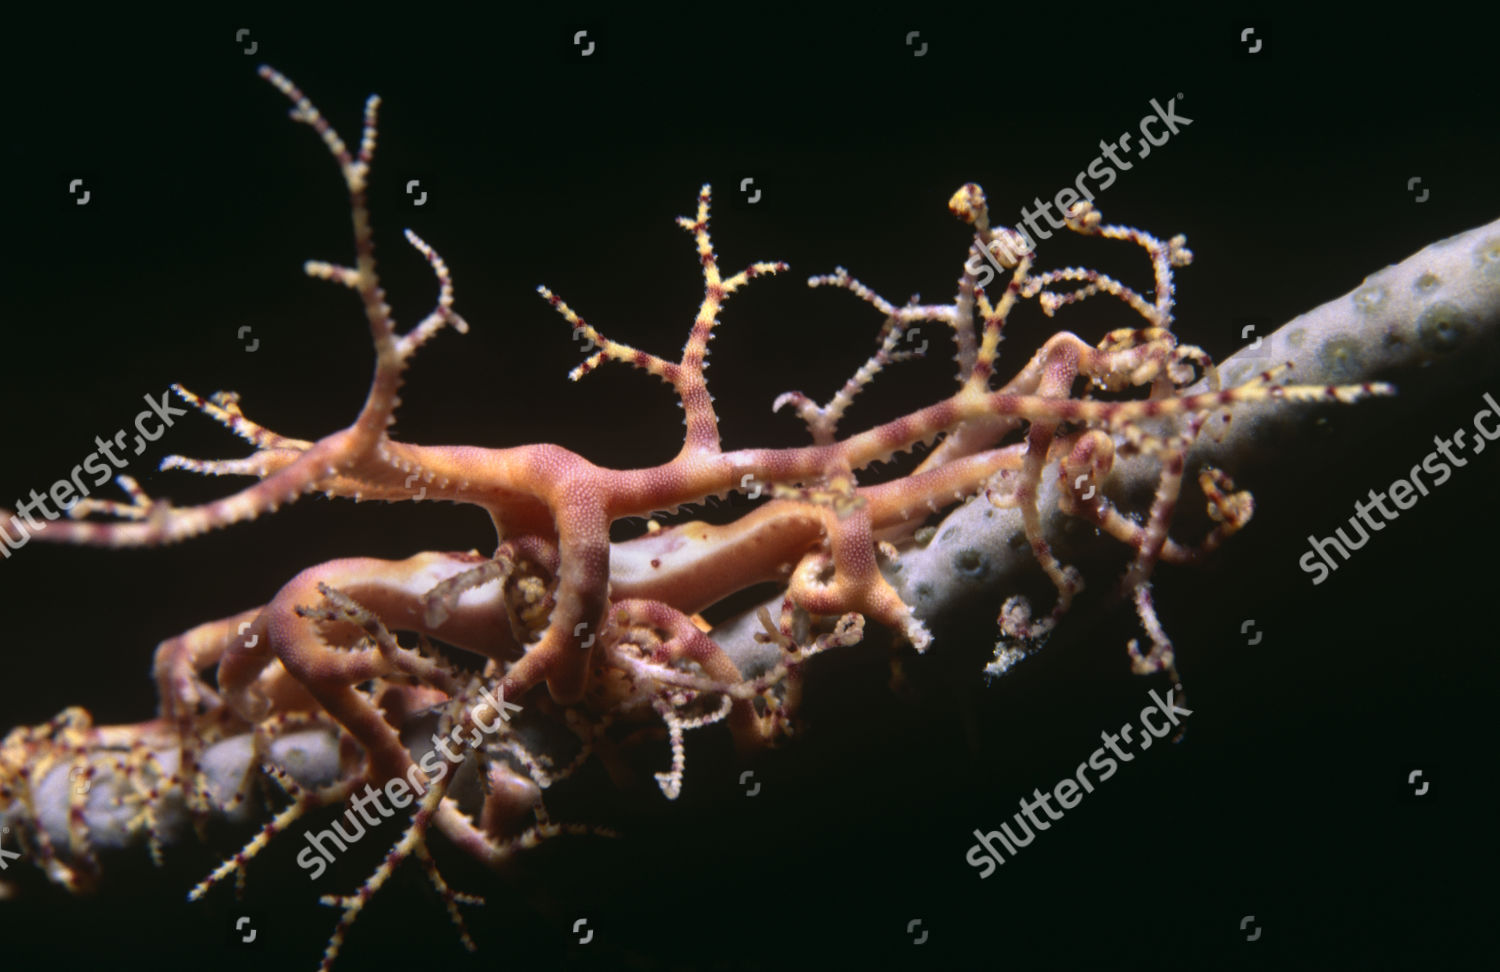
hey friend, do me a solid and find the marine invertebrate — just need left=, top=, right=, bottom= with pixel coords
left=0, top=63, right=1469, bottom=971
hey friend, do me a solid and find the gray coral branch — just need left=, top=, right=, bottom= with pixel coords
left=713, top=218, right=1500, bottom=672
left=10, top=219, right=1496, bottom=864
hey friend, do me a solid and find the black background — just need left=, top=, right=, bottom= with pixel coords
left=1, top=10, right=1495, bottom=971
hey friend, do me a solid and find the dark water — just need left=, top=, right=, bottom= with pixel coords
left=1, top=10, right=1494, bottom=971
